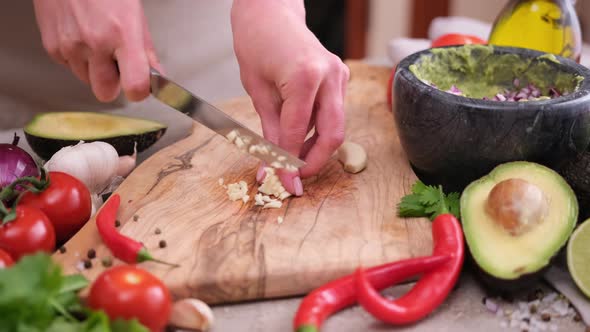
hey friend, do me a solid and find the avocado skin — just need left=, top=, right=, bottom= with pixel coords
left=468, top=250, right=554, bottom=293
left=25, top=127, right=166, bottom=160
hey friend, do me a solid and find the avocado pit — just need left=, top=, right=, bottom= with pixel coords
left=485, top=178, right=549, bottom=236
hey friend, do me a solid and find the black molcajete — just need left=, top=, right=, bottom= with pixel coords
left=393, top=45, right=590, bottom=192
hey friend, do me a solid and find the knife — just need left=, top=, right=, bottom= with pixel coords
left=149, top=67, right=306, bottom=169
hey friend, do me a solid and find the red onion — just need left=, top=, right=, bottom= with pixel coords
left=446, top=85, right=463, bottom=95
left=0, top=133, right=39, bottom=189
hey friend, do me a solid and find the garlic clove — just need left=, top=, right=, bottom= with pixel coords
left=337, top=141, right=367, bottom=174
left=169, top=298, right=214, bottom=331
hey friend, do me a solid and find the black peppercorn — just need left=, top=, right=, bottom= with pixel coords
left=87, top=249, right=96, bottom=259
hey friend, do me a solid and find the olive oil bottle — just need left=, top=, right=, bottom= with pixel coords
left=488, top=0, right=582, bottom=62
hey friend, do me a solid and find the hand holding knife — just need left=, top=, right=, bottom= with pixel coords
left=149, top=67, right=306, bottom=170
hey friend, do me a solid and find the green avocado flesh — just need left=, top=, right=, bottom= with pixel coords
left=410, top=45, right=584, bottom=99
left=24, top=112, right=167, bottom=159
left=25, top=112, right=166, bottom=140
left=460, top=161, right=578, bottom=281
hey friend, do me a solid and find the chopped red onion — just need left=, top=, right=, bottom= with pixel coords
left=549, top=88, right=561, bottom=97
left=496, top=93, right=507, bottom=101
left=446, top=85, right=463, bottom=95
left=513, top=78, right=520, bottom=87
left=484, top=298, right=499, bottom=313
left=434, top=78, right=567, bottom=102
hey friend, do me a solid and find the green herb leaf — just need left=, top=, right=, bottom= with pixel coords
left=446, top=192, right=461, bottom=219
left=397, top=180, right=461, bottom=220
left=397, top=193, right=425, bottom=217
left=110, top=317, right=150, bottom=332
left=0, top=253, right=64, bottom=331
left=59, top=274, right=89, bottom=294
left=418, top=187, right=440, bottom=206
left=0, top=253, right=149, bottom=332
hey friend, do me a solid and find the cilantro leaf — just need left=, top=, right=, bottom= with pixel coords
left=446, top=192, right=461, bottom=219
left=410, top=180, right=429, bottom=195
left=397, top=180, right=461, bottom=220
left=418, top=185, right=440, bottom=206
left=397, top=193, right=425, bottom=217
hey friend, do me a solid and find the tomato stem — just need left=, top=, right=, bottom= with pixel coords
left=0, top=202, right=15, bottom=223
left=0, top=167, right=50, bottom=202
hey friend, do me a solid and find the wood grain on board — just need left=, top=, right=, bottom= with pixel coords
left=53, top=61, right=433, bottom=304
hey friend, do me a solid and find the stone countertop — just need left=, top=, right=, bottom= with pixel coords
left=209, top=271, right=586, bottom=332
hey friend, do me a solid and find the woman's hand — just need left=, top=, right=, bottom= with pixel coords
left=231, top=0, right=349, bottom=196
left=33, top=0, right=162, bottom=102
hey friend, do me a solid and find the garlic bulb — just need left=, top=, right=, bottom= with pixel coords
left=45, top=141, right=120, bottom=193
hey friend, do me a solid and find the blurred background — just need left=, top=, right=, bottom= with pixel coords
left=305, top=0, right=590, bottom=62
left=3, top=0, right=589, bottom=156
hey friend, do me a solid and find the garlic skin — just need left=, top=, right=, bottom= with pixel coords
left=45, top=141, right=119, bottom=193
left=169, top=298, right=214, bottom=331
left=116, top=152, right=137, bottom=177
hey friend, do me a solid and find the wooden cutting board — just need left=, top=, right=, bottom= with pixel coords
left=53, top=61, right=432, bottom=304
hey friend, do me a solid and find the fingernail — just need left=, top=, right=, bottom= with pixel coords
left=256, top=166, right=266, bottom=183
left=293, top=176, right=303, bottom=196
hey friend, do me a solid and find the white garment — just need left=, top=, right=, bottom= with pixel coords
left=0, top=1, right=246, bottom=160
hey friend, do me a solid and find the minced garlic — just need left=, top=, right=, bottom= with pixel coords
left=226, top=181, right=248, bottom=201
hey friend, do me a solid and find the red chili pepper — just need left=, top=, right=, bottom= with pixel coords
left=96, top=194, right=179, bottom=267
left=293, top=254, right=450, bottom=332
left=355, top=213, right=464, bottom=325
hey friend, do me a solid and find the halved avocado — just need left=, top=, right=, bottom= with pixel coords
left=460, top=161, right=578, bottom=291
left=24, top=112, right=167, bottom=160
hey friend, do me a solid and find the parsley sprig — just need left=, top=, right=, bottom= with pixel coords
left=397, top=180, right=460, bottom=220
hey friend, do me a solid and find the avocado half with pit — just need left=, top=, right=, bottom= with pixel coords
left=24, top=112, right=167, bottom=160
left=460, top=161, right=578, bottom=291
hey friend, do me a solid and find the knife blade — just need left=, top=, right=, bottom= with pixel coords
left=149, top=68, right=306, bottom=169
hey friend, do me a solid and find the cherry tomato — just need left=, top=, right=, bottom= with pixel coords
left=88, top=265, right=172, bottom=332
left=0, top=248, right=14, bottom=268
left=0, top=205, right=55, bottom=260
left=431, top=33, right=487, bottom=48
left=20, top=171, right=91, bottom=244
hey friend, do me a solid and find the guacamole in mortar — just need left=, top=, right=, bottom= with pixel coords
left=410, top=45, right=584, bottom=99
